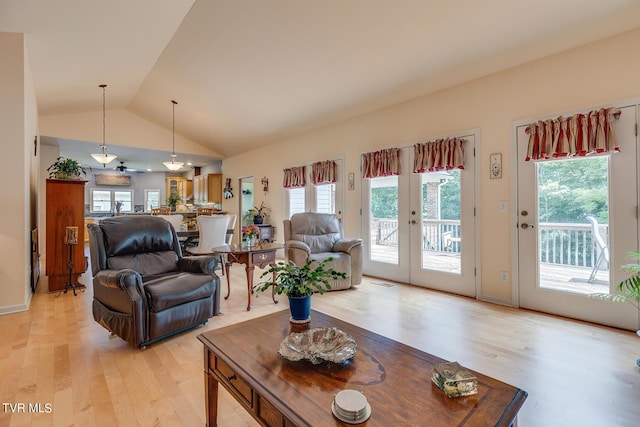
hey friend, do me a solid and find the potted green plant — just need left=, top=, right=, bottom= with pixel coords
left=47, top=156, right=86, bottom=180
left=254, top=258, right=346, bottom=320
left=243, top=201, right=271, bottom=224
left=166, top=192, right=181, bottom=211
left=592, top=251, right=640, bottom=367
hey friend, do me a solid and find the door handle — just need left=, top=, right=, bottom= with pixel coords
left=410, top=220, right=417, bottom=225
left=520, top=223, right=535, bottom=229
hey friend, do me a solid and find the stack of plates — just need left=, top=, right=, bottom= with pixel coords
left=331, top=389, right=372, bottom=424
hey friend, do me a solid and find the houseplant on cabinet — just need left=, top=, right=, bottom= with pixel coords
left=47, top=157, right=86, bottom=180
left=254, top=258, right=346, bottom=321
left=243, top=201, right=271, bottom=224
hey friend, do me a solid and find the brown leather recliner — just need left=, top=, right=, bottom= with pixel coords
left=88, top=216, right=220, bottom=348
left=284, top=213, right=363, bottom=290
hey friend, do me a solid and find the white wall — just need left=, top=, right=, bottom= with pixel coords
left=84, top=171, right=167, bottom=211
left=220, top=27, right=640, bottom=304
left=0, top=32, right=38, bottom=314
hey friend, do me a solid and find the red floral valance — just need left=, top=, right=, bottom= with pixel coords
left=413, top=137, right=465, bottom=173
left=525, top=107, right=621, bottom=161
left=361, top=148, right=400, bottom=178
left=283, top=166, right=306, bottom=189
left=311, top=160, right=337, bottom=185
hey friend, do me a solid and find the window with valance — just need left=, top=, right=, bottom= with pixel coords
left=524, top=107, right=621, bottom=161
left=311, top=160, right=337, bottom=185
left=413, top=137, right=465, bottom=173
left=361, top=148, right=401, bottom=178
left=283, top=166, right=306, bottom=189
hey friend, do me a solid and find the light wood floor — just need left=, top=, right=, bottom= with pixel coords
left=1, top=253, right=639, bottom=426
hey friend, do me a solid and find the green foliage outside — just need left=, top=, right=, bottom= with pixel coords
left=371, top=186, right=398, bottom=219
left=371, top=157, right=608, bottom=224
left=439, top=171, right=461, bottom=220
left=537, top=157, right=608, bottom=223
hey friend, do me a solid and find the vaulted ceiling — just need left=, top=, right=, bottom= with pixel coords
left=3, top=0, right=640, bottom=169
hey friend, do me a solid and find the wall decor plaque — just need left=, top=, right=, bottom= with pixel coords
left=94, top=174, right=131, bottom=186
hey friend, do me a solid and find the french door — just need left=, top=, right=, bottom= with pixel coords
left=362, top=132, right=477, bottom=296
left=515, top=104, right=639, bottom=329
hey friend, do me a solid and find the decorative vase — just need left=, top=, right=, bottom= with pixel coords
left=288, top=295, right=312, bottom=321
left=245, top=235, right=256, bottom=247
left=253, top=215, right=263, bottom=225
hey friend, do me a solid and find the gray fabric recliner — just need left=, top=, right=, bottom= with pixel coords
left=284, top=213, right=363, bottom=290
left=88, top=216, right=220, bottom=348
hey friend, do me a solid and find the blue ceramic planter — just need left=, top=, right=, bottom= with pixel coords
left=288, top=295, right=312, bottom=321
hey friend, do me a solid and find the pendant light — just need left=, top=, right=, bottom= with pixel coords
left=163, top=100, right=184, bottom=171
left=91, top=84, right=117, bottom=166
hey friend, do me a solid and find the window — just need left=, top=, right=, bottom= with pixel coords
left=90, top=188, right=134, bottom=213
left=145, top=189, right=161, bottom=212
left=287, top=187, right=306, bottom=218
left=315, top=184, right=335, bottom=214
left=284, top=159, right=343, bottom=218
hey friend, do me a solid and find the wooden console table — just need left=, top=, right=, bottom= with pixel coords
left=198, top=310, right=527, bottom=427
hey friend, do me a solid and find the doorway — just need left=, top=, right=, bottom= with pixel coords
left=239, top=177, right=254, bottom=227
left=515, top=104, right=639, bottom=328
left=362, top=132, right=478, bottom=296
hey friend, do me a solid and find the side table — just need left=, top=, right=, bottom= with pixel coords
left=211, top=242, right=283, bottom=310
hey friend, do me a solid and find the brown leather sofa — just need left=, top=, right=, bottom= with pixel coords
left=283, top=213, right=363, bottom=290
left=88, top=216, right=220, bottom=348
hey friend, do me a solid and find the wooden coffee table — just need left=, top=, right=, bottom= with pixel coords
left=198, top=310, right=527, bottom=426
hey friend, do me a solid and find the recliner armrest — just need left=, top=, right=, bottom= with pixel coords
left=333, top=238, right=363, bottom=254
left=286, top=240, right=311, bottom=254
left=93, top=268, right=142, bottom=290
left=179, top=256, right=218, bottom=275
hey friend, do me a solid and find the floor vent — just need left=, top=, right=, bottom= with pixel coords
left=370, top=281, right=395, bottom=287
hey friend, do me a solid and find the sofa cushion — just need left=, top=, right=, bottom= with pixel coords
left=101, top=216, right=176, bottom=257
left=290, top=213, right=342, bottom=253
left=144, top=273, right=215, bottom=312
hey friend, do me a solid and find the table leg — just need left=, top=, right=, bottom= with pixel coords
left=205, top=370, right=219, bottom=427
left=224, top=259, right=231, bottom=300
left=245, top=265, right=255, bottom=311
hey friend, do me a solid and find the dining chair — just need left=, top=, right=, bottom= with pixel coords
left=152, top=207, right=171, bottom=215
left=197, top=207, right=214, bottom=216
left=216, top=214, right=238, bottom=274
left=226, top=214, right=237, bottom=244
left=157, top=214, right=184, bottom=231
left=186, top=215, right=231, bottom=255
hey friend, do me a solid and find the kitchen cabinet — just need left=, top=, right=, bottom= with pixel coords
left=166, top=177, right=192, bottom=204
left=193, top=173, right=223, bottom=204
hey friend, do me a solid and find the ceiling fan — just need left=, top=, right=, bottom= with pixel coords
left=114, top=161, right=138, bottom=173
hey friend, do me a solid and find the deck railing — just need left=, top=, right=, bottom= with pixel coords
left=373, top=218, right=608, bottom=269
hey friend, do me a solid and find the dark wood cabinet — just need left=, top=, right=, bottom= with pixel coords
left=256, top=224, right=274, bottom=242
left=46, top=179, right=87, bottom=292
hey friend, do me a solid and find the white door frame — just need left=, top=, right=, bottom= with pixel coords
left=361, top=129, right=480, bottom=298
left=510, top=100, right=640, bottom=330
